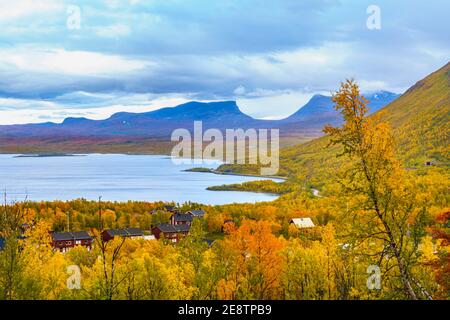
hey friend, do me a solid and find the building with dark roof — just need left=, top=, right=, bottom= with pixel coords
left=170, top=213, right=193, bottom=226
left=101, top=228, right=144, bottom=242
left=152, top=223, right=190, bottom=243
left=186, top=209, right=206, bottom=217
left=51, top=231, right=93, bottom=252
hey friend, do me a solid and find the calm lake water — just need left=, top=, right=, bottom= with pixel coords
left=0, top=154, right=281, bottom=205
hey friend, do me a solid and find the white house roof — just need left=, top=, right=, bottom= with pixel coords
left=290, top=218, right=315, bottom=228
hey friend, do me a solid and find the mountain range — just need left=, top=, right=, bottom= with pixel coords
left=0, top=90, right=399, bottom=153
left=0, top=59, right=447, bottom=166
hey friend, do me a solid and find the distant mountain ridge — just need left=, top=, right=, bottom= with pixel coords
left=106, top=101, right=252, bottom=122
left=0, top=101, right=263, bottom=138
left=285, top=91, right=400, bottom=125
left=0, top=91, right=399, bottom=152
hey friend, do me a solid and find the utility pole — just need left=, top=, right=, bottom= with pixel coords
left=3, top=189, right=6, bottom=213
left=67, top=211, right=70, bottom=232
left=3, top=190, right=6, bottom=229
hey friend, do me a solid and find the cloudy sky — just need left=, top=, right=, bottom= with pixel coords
left=0, top=0, right=448, bottom=124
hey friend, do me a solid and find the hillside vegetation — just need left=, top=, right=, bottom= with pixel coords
left=278, top=62, right=449, bottom=185
left=1, top=79, right=448, bottom=300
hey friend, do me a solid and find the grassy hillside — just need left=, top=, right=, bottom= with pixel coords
left=217, top=62, right=450, bottom=187
left=281, top=62, right=449, bottom=179
left=381, top=63, right=450, bottom=165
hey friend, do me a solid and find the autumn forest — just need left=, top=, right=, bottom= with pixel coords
left=1, top=75, right=448, bottom=301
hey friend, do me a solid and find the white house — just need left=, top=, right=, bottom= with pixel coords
left=290, top=218, right=315, bottom=229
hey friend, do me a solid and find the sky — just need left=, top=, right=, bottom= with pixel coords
left=0, top=0, right=448, bottom=124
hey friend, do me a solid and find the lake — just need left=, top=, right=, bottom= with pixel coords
left=0, top=154, right=281, bottom=205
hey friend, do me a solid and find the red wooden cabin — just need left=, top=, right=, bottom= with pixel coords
left=51, top=231, right=93, bottom=253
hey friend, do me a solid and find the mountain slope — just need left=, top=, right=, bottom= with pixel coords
left=277, top=62, right=450, bottom=185
left=381, top=66, right=449, bottom=164
left=107, top=101, right=257, bottom=125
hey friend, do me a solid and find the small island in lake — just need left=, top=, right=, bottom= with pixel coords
left=207, top=180, right=292, bottom=195
left=14, top=153, right=84, bottom=158
left=184, top=167, right=214, bottom=173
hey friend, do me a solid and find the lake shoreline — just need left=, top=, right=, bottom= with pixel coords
left=0, top=153, right=281, bottom=205
left=4, top=152, right=287, bottom=180
left=184, top=167, right=287, bottom=181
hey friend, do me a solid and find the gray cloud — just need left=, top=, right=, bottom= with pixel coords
left=0, top=0, right=448, bottom=123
